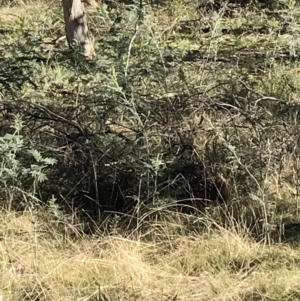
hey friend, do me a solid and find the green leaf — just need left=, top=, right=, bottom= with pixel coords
left=28, top=149, right=43, bottom=162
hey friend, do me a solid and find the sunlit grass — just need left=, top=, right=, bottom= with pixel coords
left=0, top=211, right=300, bottom=300
left=2, top=0, right=300, bottom=300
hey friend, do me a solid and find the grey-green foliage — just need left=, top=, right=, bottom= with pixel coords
left=0, top=114, right=57, bottom=209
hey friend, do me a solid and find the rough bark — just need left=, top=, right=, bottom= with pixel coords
left=62, top=0, right=95, bottom=58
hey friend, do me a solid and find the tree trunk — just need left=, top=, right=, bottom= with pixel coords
left=62, top=0, right=95, bottom=58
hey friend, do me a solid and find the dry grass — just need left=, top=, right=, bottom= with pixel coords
left=2, top=0, right=300, bottom=300
left=0, top=210, right=299, bottom=300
